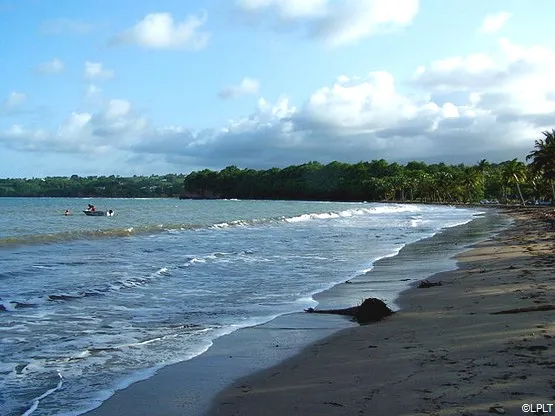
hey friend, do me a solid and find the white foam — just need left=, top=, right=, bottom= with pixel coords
left=205, top=204, right=425, bottom=229
left=211, top=219, right=250, bottom=229
left=283, top=205, right=422, bottom=224
left=22, top=372, right=64, bottom=416
left=185, top=257, right=206, bottom=266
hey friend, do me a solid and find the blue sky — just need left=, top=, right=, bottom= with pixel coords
left=1, top=0, right=554, bottom=178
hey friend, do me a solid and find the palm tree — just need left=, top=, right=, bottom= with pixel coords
left=476, top=159, right=491, bottom=177
left=526, top=129, right=555, bottom=203
left=433, top=171, right=454, bottom=203
left=390, top=174, right=408, bottom=201
left=475, top=159, right=490, bottom=197
left=459, top=167, right=484, bottom=203
left=501, top=159, right=527, bottom=205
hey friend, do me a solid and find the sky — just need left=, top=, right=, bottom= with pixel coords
left=0, top=0, right=554, bottom=178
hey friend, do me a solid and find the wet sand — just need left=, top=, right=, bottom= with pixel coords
left=208, top=207, right=555, bottom=416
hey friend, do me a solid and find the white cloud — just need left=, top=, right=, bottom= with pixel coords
left=411, top=38, right=555, bottom=122
left=1, top=125, right=49, bottom=151
left=218, top=77, right=260, bottom=99
left=479, top=11, right=511, bottom=34
left=36, top=58, right=65, bottom=75
left=2, top=38, right=554, bottom=169
left=104, top=99, right=131, bottom=119
left=3, top=92, right=26, bottom=109
left=58, top=112, right=93, bottom=138
left=84, top=61, right=114, bottom=80
left=85, top=84, right=102, bottom=98
left=236, top=0, right=328, bottom=19
left=0, top=98, right=147, bottom=153
left=111, top=12, right=210, bottom=50
left=40, top=18, right=94, bottom=35
left=235, top=0, right=419, bottom=46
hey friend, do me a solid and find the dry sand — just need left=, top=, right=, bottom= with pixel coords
left=208, top=208, right=555, bottom=416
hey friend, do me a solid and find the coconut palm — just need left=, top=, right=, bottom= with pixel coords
left=475, top=159, right=490, bottom=196
left=433, top=171, right=454, bottom=203
left=459, top=167, right=484, bottom=203
left=476, top=159, right=491, bottom=176
left=526, top=129, right=555, bottom=203
left=501, top=159, right=527, bottom=205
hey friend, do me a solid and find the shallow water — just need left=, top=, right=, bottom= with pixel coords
left=0, top=198, right=485, bottom=415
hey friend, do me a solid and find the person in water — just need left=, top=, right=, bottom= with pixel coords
left=64, top=209, right=71, bottom=216
left=107, top=209, right=114, bottom=216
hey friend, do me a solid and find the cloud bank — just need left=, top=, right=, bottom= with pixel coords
left=1, top=38, right=553, bottom=171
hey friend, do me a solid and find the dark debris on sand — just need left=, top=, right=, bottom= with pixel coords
left=418, top=279, right=443, bottom=289
left=304, top=297, right=394, bottom=324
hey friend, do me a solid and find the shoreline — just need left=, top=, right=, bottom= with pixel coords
left=207, top=207, right=555, bottom=415
left=82, top=208, right=505, bottom=416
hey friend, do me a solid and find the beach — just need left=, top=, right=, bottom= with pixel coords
left=207, top=207, right=555, bottom=416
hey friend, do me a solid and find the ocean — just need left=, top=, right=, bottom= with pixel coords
left=0, top=198, right=499, bottom=415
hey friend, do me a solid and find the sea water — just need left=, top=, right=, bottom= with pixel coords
left=0, top=198, right=487, bottom=415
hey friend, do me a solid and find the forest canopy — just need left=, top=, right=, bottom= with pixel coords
left=180, top=158, right=550, bottom=204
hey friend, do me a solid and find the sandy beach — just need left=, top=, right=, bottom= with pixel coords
left=208, top=208, right=555, bottom=416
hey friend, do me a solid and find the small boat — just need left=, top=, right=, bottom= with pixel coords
left=83, top=210, right=106, bottom=216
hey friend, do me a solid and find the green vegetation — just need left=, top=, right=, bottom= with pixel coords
left=0, top=174, right=186, bottom=198
left=526, top=129, right=555, bottom=203
left=181, top=159, right=548, bottom=204
left=2, top=130, right=554, bottom=204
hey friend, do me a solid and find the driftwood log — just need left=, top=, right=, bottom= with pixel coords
left=305, top=298, right=394, bottom=324
left=418, top=280, right=442, bottom=288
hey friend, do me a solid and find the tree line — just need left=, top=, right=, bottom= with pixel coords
left=2, top=130, right=554, bottom=204
left=0, top=174, right=186, bottom=198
